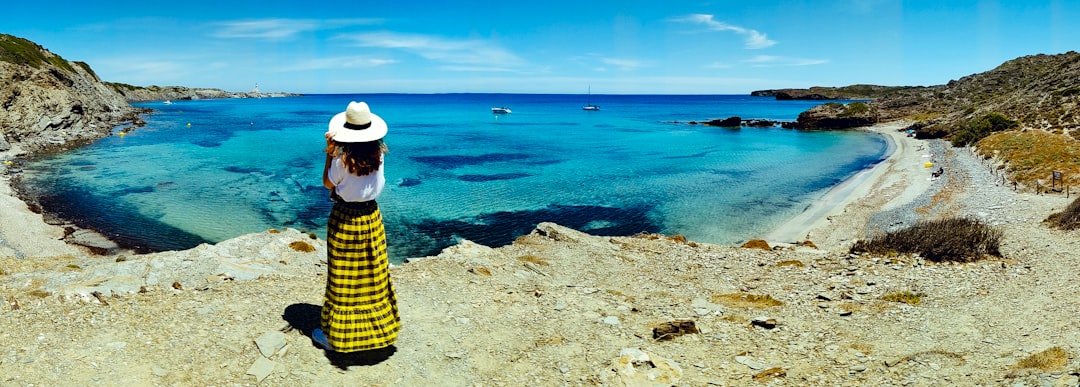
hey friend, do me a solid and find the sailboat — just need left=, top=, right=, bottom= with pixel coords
left=582, top=86, right=600, bottom=111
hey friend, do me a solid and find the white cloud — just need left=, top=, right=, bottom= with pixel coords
left=671, top=14, right=777, bottom=49
left=344, top=31, right=525, bottom=68
left=601, top=58, right=649, bottom=71
left=743, top=55, right=829, bottom=67
left=281, top=56, right=397, bottom=71
left=212, top=18, right=380, bottom=40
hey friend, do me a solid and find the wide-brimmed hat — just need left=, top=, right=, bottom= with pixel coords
left=328, top=101, right=387, bottom=143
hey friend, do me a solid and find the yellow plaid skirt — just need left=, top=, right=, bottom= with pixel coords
left=322, top=200, right=400, bottom=352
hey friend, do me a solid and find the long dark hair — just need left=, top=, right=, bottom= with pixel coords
left=326, top=139, right=388, bottom=176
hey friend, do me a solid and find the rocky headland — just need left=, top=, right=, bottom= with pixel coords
left=3, top=33, right=1080, bottom=385
left=110, top=83, right=300, bottom=102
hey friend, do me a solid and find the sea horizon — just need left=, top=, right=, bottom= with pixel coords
left=16, top=93, right=889, bottom=263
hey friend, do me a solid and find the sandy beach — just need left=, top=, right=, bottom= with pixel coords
left=766, top=120, right=932, bottom=249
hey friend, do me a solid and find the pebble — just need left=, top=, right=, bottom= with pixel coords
left=734, top=355, right=768, bottom=370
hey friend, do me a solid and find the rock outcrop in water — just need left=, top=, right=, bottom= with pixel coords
left=0, top=34, right=141, bottom=155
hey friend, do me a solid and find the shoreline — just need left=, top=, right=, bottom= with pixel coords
left=764, top=120, right=928, bottom=249
left=2, top=120, right=926, bottom=259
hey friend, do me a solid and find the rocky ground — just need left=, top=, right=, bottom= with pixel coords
left=2, top=130, right=1080, bottom=386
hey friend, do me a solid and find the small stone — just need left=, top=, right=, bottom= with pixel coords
left=554, top=301, right=567, bottom=311
left=735, top=355, right=768, bottom=370
left=851, top=365, right=867, bottom=372
left=751, top=317, right=777, bottom=329
left=246, top=357, right=275, bottom=382
left=255, top=331, right=287, bottom=358
left=152, top=365, right=169, bottom=377
left=602, top=316, right=621, bottom=325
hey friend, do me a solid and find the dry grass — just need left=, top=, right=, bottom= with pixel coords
left=741, top=239, right=771, bottom=250
left=752, top=367, right=785, bottom=381
left=977, top=130, right=1080, bottom=188
left=517, top=255, right=550, bottom=266
left=880, top=291, right=926, bottom=305
left=775, top=260, right=805, bottom=267
left=712, top=293, right=783, bottom=308
left=287, top=241, right=316, bottom=253
left=468, top=267, right=492, bottom=276
left=851, top=217, right=1002, bottom=262
left=1013, top=347, right=1071, bottom=371
left=267, top=229, right=281, bottom=234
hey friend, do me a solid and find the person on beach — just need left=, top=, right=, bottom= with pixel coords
left=311, top=101, right=400, bottom=352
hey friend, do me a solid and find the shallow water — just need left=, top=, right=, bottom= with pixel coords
left=19, top=94, right=888, bottom=262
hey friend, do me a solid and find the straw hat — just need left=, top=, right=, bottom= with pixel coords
left=328, top=101, right=387, bottom=142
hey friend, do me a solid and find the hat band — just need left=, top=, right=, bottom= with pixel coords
left=343, top=121, right=372, bottom=130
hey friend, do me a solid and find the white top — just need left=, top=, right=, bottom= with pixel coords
left=328, top=155, right=385, bottom=202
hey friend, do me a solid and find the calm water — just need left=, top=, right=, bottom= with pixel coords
left=19, top=94, right=888, bottom=262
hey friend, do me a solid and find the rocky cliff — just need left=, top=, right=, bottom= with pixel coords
left=0, top=34, right=139, bottom=155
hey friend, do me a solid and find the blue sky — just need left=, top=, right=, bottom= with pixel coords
left=4, top=1, right=1078, bottom=94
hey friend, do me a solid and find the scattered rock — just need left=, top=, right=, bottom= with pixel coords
left=255, top=330, right=287, bottom=358
left=652, top=319, right=699, bottom=341
left=751, top=317, right=778, bottom=329
left=600, top=348, right=682, bottom=386
left=246, top=357, right=276, bottom=382
left=735, top=355, right=769, bottom=370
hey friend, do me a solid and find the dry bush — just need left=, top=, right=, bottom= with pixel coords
left=850, top=217, right=1002, bottom=262
left=1045, top=196, right=1080, bottom=230
left=880, top=291, right=925, bottom=305
left=267, top=229, right=281, bottom=234
left=741, top=239, right=771, bottom=250
left=288, top=241, right=316, bottom=253
left=1013, top=346, right=1070, bottom=371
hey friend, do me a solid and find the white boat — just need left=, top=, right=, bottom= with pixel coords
left=582, top=86, right=599, bottom=111
left=491, top=107, right=511, bottom=114
left=163, top=100, right=173, bottom=105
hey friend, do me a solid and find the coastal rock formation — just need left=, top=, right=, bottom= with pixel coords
left=751, top=85, right=914, bottom=100
left=788, top=101, right=878, bottom=130
left=0, top=34, right=139, bottom=155
left=110, top=84, right=300, bottom=102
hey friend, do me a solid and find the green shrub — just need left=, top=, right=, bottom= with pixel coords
left=1045, top=196, right=1080, bottom=230
left=841, top=102, right=871, bottom=116
left=851, top=217, right=1003, bottom=262
left=951, top=112, right=1018, bottom=147
left=0, top=33, right=75, bottom=73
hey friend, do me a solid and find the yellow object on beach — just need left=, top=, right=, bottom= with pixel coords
left=924, top=162, right=933, bottom=168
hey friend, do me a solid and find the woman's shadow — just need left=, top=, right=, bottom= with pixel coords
left=282, top=303, right=396, bottom=370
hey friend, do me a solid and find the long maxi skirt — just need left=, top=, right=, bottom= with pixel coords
left=322, top=200, right=400, bottom=352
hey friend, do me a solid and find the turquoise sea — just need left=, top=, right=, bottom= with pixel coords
left=18, top=94, right=888, bottom=263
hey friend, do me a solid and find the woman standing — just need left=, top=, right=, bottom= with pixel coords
left=312, top=101, right=399, bottom=352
